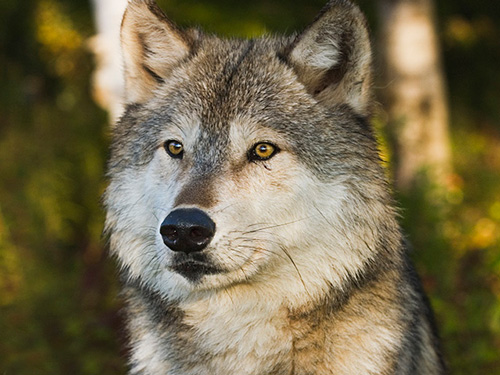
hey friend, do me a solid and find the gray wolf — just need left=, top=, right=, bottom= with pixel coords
left=104, top=0, right=446, bottom=373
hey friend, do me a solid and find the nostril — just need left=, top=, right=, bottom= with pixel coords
left=190, top=227, right=210, bottom=242
left=160, top=225, right=178, bottom=241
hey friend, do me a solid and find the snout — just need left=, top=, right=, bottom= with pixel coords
left=160, top=208, right=216, bottom=254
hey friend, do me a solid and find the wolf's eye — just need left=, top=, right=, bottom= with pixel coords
left=248, top=142, right=279, bottom=161
left=164, top=140, right=184, bottom=159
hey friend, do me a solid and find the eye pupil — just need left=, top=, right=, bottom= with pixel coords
left=165, top=140, right=183, bottom=158
left=169, top=143, right=182, bottom=154
left=257, top=144, right=270, bottom=157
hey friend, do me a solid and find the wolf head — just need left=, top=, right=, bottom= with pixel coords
left=105, top=0, right=400, bottom=304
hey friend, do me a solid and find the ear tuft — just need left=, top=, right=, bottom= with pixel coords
left=287, top=0, right=372, bottom=115
left=121, top=0, right=195, bottom=103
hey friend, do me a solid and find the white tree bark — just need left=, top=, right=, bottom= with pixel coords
left=89, top=0, right=128, bottom=123
left=377, top=0, right=452, bottom=191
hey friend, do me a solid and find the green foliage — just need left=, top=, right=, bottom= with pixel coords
left=0, top=0, right=499, bottom=374
left=1, top=0, right=124, bottom=373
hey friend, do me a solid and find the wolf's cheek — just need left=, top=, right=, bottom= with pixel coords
left=205, top=154, right=316, bottom=269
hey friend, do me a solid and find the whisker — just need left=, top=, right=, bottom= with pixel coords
left=213, top=203, right=237, bottom=214
left=278, top=245, right=312, bottom=299
left=242, top=216, right=314, bottom=235
left=235, top=244, right=289, bottom=262
left=229, top=234, right=312, bottom=298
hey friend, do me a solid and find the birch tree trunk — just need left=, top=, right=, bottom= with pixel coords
left=377, top=0, right=452, bottom=192
left=89, top=0, right=128, bottom=123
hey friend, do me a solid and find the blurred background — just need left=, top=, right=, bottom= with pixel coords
left=1, top=0, right=499, bottom=373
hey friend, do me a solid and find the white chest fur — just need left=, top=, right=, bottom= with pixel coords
left=177, top=291, right=293, bottom=375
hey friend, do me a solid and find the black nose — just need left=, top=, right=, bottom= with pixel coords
left=160, top=208, right=216, bottom=254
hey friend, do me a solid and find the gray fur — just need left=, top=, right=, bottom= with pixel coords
left=104, top=0, right=446, bottom=374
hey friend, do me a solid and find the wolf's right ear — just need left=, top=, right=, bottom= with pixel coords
left=285, top=0, right=372, bottom=115
left=121, top=0, right=196, bottom=104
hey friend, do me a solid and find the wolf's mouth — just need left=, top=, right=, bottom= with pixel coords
left=170, top=253, right=222, bottom=282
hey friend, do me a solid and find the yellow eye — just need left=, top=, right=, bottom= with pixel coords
left=165, top=140, right=184, bottom=159
left=250, top=142, right=278, bottom=161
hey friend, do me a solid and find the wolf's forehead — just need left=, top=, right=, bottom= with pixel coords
left=179, top=37, right=304, bottom=129
left=165, top=38, right=326, bottom=156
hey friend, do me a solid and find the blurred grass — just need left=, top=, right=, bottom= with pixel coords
left=1, top=0, right=499, bottom=373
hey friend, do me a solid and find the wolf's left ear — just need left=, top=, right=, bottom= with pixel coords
left=120, top=0, right=197, bottom=103
left=286, top=0, right=372, bottom=115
